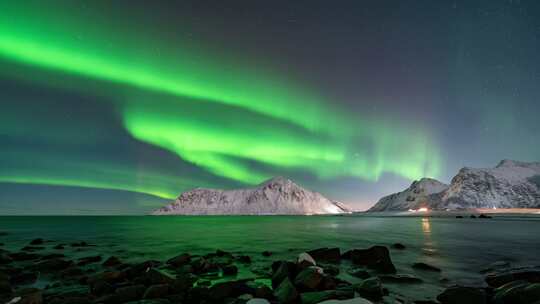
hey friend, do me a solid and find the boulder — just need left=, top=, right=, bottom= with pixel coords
left=236, top=255, right=252, bottom=264
left=143, top=284, right=169, bottom=299
left=412, top=262, right=441, bottom=272
left=29, top=239, right=44, bottom=245
left=347, top=268, right=370, bottom=279
left=222, top=265, right=238, bottom=276
left=102, top=256, right=122, bottom=267
left=353, top=277, right=384, bottom=300
left=262, top=251, right=272, bottom=257
left=169, top=273, right=196, bottom=293
left=436, top=285, right=487, bottom=304
left=485, top=268, right=540, bottom=287
left=8, top=252, right=40, bottom=261
left=274, top=277, right=298, bottom=304
left=166, top=253, right=191, bottom=267
left=272, top=261, right=296, bottom=288
left=343, top=246, right=396, bottom=274
left=0, top=253, right=13, bottom=264
left=318, top=298, right=373, bottom=304
left=301, top=290, right=337, bottom=304
left=145, top=268, right=175, bottom=285
left=307, top=248, right=341, bottom=263
left=392, top=243, right=406, bottom=250
left=297, top=252, right=317, bottom=269
left=492, top=281, right=540, bottom=304
left=30, top=258, right=72, bottom=272
left=294, top=266, right=324, bottom=290
left=15, top=288, right=43, bottom=304
left=77, top=255, right=102, bottom=266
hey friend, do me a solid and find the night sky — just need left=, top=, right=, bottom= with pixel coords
left=1, top=0, right=539, bottom=214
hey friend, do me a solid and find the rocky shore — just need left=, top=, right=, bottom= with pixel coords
left=1, top=235, right=539, bottom=304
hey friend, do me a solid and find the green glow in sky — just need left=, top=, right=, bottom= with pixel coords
left=0, top=2, right=442, bottom=196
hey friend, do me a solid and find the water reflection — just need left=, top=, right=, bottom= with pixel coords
left=422, top=217, right=431, bottom=234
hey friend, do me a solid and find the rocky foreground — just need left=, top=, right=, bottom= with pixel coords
left=1, top=236, right=539, bottom=304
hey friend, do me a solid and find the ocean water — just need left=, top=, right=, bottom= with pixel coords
left=1, top=214, right=540, bottom=301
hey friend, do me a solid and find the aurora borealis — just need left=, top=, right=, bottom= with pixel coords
left=1, top=1, right=539, bottom=214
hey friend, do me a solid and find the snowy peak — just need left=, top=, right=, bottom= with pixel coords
left=153, top=177, right=351, bottom=215
left=370, top=160, right=540, bottom=211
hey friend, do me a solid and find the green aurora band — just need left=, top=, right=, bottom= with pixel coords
left=0, top=2, right=442, bottom=196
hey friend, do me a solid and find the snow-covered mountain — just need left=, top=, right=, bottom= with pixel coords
left=369, top=160, right=540, bottom=211
left=368, top=178, right=449, bottom=211
left=152, top=177, right=351, bottom=215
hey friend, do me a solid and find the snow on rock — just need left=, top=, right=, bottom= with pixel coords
left=152, top=177, right=352, bottom=215
left=368, top=178, right=449, bottom=211
left=369, top=160, right=540, bottom=211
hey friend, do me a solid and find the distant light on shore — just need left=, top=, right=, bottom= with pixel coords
left=408, top=207, right=429, bottom=213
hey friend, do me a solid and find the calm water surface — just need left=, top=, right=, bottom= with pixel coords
left=1, top=215, right=539, bottom=300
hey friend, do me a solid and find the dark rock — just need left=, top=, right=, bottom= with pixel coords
left=343, top=246, right=396, bottom=274
left=353, top=277, right=384, bottom=300
left=274, top=277, right=298, bottom=304
left=102, top=256, right=122, bottom=267
left=125, top=260, right=162, bottom=279
left=322, top=265, right=340, bottom=276
left=436, top=285, right=487, bottom=304
left=470, top=215, right=477, bottom=218
left=208, top=280, right=251, bottom=301
left=485, top=268, right=540, bottom=287
left=169, top=274, right=196, bottom=293
left=347, top=268, right=370, bottom=279
left=236, top=255, right=252, bottom=264
left=59, top=267, right=84, bottom=278
left=10, top=271, right=38, bottom=285
left=479, top=214, right=492, bottom=219
left=254, top=285, right=274, bottom=299
left=70, top=241, right=92, bottom=247
left=456, top=215, right=464, bottom=218
left=262, top=251, right=272, bottom=257
left=294, top=266, right=324, bottom=290
left=272, top=261, right=297, bottom=288
left=0, top=232, right=8, bottom=236
left=15, top=287, right=43, bottom=304
left=300, top=290, right=337, bottom=304
left=167, top=253, right=191, bottom=267
left=297, top=252, right=317, bottom=269
left=145, top=268, right=175, bottom=285
left=412, top=262, right=441, bottom=272
left=87, top=271, right=127, bottom=286
left=53, top=244, right=65, bottom=250
left=110, top=284, right=146, bottom=303
left=380, top=274, right=423, bottom=284
left=0, top=278, right=13, bottom=295
left=40, top=253, right=66, bottom=260
left=493, top=280, right=540, bottom=304
left=392, top=243, right=406, bottom=250
left=215, top=249, right=231, bottom=257
left=9, top=252, right=40, bottom=261
left=143, top=284, right=169, bottom=299
left=90, top=280, right=114, bottom=296
left=307, top=248, right=341, bottom=263
left=30, top=258, right=72, bottom=272
left=222, top=265, right=238, bottom=276
left=21, top=246, right=45, bottom=252
left=77, top=255, right=102, bottom=266
left=0, top=253, right=13, bottom=264
left=30, top=238, right=44, bottom=245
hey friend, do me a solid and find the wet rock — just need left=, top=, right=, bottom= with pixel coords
left=208, top=280, right=249, bottom=301
left=272, top=261, right=296, bottom=288
left=392, top=243, right=406, bottom=250
left=485, top=268, right=540, bottom=287
left=102, top=256, right=122, bottom=267
left=412, top=262, right=441, bottom=272
left=0, top=253, right=13, bottom=264
left=307, top=248, right=341, bottom=263
left=169, top=274, right=196, bottom=293
left=40, top=253, right=66, bottom=260
left=59, top=267, right=84, bottom=279
left=274, top=277, right=298, bottom=304
left=254, top=285, right=273, bottom=299
left=297, top=252, right=317, bottom=269
left=323, top=265, right=340, bottom=276
left=106, top=284, right=146, bottom=303
left=21, top=246, right=45, bottom=252
left=262, top=251, right=272, bottom=257
left=343, top=246, right=396, bottom=274
left=294, top=266, right=324, bottom=290
left=470, top=215, right=477, bottom=218
left=301, top=290, right=337, bottom=304
left=246, top=299, right=271, bottom=304
left=319, top=298, right=373, bottom=304
left=236, top=255, right=252, bottom=264
left=30, top=258, right=72, bottom=272
left=145, top=268, right=175, bottom=285
left=492, top=280, right=540, bottom=304
left=143, top=284, right=169, bottom=299
left=215, top=249, right=231, bottom=257
left=15, top=288, right=43, bottom=304
left=353, top=277, right=384, bottom=300
left=10, top=271, right=38, bottom=285
left=125, top=260, right=162, bottom=279
left=455, top=215, right=464, bottom=218
left=347, top=268, right=370, bottom=279
left=89, top=280, right=114, bottom=296
left=87, top=270, right=126, bottom=286
left=0, top=277, right=13, bottom=294
left=436, top=285, right=487, bottom=304
left=70, top=241, right=92, bottom=247
left=77, top=255, right=102, bottom=266
left=478, top=214, right=492, bottom=219
left=30, top=238, right=44, bottom=245
left=380, top=274, right=423, bottom=284
left=9, top=252, right=40, bottom=261
left=222, top=264, right=238, bottom=276
left=53, top=244, right=65, bottom=250
left=166, top=253, right=191, bottom=267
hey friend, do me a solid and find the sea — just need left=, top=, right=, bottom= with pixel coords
left=1, top=214, right=540, bottom=301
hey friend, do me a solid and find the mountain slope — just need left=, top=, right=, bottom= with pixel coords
left=152, top=177, right=351, bottom=215
left=369, top=160, right=540, bottom=211
left=368, top=178, right=449, bottom=211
